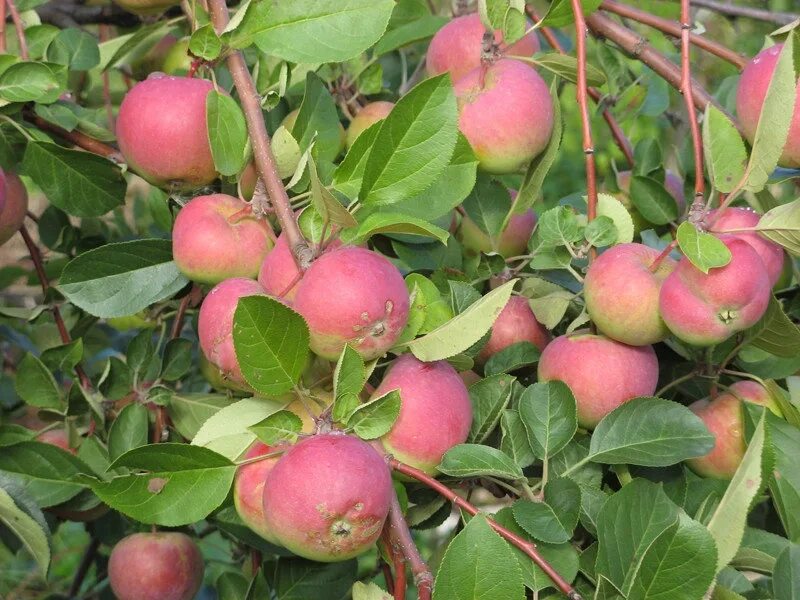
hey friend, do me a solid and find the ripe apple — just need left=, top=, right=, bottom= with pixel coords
left=233, top=441, right=283, bottom=544
left=454, top=59, right=553, bottom=174
left=659, top=236, right=771, bottom=346
left=108, top=532, right=204, bottom=600
left=478, top=295, right=550, bottom=362
left=262, top=433, right=392, bottom=561
left=584, top=243, right=677, bottom=346
left=538, top=332, right=659, bottom=429
left=172, top=194, right=274, bottom=284
left=0, top=170, right=28, bottom=246
left=346, top=101, right=394, bottom=148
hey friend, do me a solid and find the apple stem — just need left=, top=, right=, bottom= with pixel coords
left=390, top=458, right=583, bottom=600
left=649, top=240, right=678, bottom=273
left=207, top=0, right=313, bottom=272
left=6, top=0, right=28, bottom=59
left=384, top=486, right=431, bottom=600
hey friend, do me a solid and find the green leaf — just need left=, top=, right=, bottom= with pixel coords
left=332, top=345, right=366, bottom=424
left=707, top=411, right=771, bottom=573
left=433, top=514, right=525, bottom=600
left=462, top=174, right=512, bottom=238
left=745, top=34, right=798, bottom=193
left=747, top=295, right=800, bottom=358
left=87, top=444, right=235, bottom=526
left=309, top=157, right=357, bottom=228
left=40, top=339, right=83, bottom=373
left=468, top=374, right=515, bottom=444
left=263, top=558, right=358, bottom=600
left=248, top=410, right=303, bottom=445
left=233, top=0, right=395, bottom=64
left=333, top=122, right=381, bottom=199
left=596, top=193, right=634, bottom=244
left=537, top=206, right=583, bottom=248
left=373, top=15, right=448, bottom=55
left=14, top=354, right=62, bottom=410
left=22, top=142, right=125, bottom=217
left=629, top=176, right=680, bottom=225
left=512, top=477, right=581, bottom=544
left=588, top=397, right=715, bottom=466
left=538, top=0, right=603, bottom=27
left=352, top=212, right=449, bottom=245
left=438, top=444, right=523, bottom=480
left=360, top=74, right=458, bottom=207
left=0, top=485, right=50, bottom=579
left=166, top=393, right=231, bottom=441
left=676, top=221, right=732, bottom=273
left=703, top=104, right=747, bottom=194
left=500, top=410, right=536, bottom=469
left=271, top=126, right=302, bottom=178
left=207, top=90, right=249, bottom=177
left=107, top=403, right=149, bottom=462
left=59, top=239, right=189, bottom=318
left=773, top=543, right=800, bottom=599
left=293, top=72, right=344, bottom=163
left=483, top=342, right=540, bottom=376
left=584, top=215, right=618, bottom=247
left=232, top=295, right=310, bottom=396
left=47, top=28, right=100, bottom=70
left=0, top=62, right=61, bottom=102
left=766, top=414, right=800, bottom=542
left=405, top=279, right=515, bottom=361
left=754, top=198, right=800, bottom=256
left=189, top=23, right=222, bottom=60
left=352, top=582, right=393, bottom=600
left=519, top=381, right=577, bottom=460
left=527, top=53, right=606, bottom=87
left=0, top=442, right=91, bottom=507
left=348, top=390, right=401, bottom=439
left=161, top=338, right=193, bottom=381
left=521, top=277, right=573, bottom=330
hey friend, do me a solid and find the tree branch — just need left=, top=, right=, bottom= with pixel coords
left=0, top=0, right=7, bottom=54
left=207, top=0, right=312, bottom=270
left=692, top=0, right=799, bottom=25
left=680, top=0, right=706, bottom=208
left=384, top=489, right=430, bottom=600
left=6, top=0, right=28, bottom=60
left=600, top=0, right=747, bottom=70
left=34, top=0, right=140, bottom=28
left=389, top=459, right=582, bottom=600
left=26, top=114, right=124, bottom=162
left=68, top=536, right=100, bottom=597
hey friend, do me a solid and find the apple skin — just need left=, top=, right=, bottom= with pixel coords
left=705, top=206, right=784, bottom=286
left=233, top=442, right=283, bottom=544
left=346, top=101, right=394, bottom=148
left=458, top=191, right=537, bottom=257
left=737, top=43, right=800, bottom=168
left=112, top=0, right=180, bottom=14
left=262, top=433, right=392, bottom=562
left=687, top=381, right=782, bottom=479
left=197, top=278, right=267, bottom=388
left=584, top=243, right=677, bottom=346
left=0, top=170, right=28, bottom=246
left=117, top=75, right=217, bottom=190
left=108, top=532, right=204, bottom=600
left=478, top=296, right=550, bottom=363
left=426, top=13, right=540, bottom=81
left=172, top=194, right=274, bottom=284
left=372, top=354, right=473, bottom=475
left=36, top=429, right=76, bottom=454
left=659, top=236, right=771, bottom=346
left=538, top=332, right=659, bottom=429
left=292, top=246, right=410, bottom=360
left=455, top=59, right=554, bottom=174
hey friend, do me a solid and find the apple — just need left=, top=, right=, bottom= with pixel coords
left=346, top=101, right=394, bottom=148
left=0, top=170, right=28, bottom=246
left=478, top=295, right=550, bottom=362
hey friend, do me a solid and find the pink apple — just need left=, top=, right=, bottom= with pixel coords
left=478, top=296, right=550, bottom=362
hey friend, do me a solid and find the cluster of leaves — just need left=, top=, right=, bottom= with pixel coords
left=1, top=0, right=800, bottom=599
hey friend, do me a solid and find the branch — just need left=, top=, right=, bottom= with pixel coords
left=0, top=0, right=7, bottom=54
left=34, top=0, right=140, bottom=28
left=6, top=0, right=28, bottom=60
left=170, top=285, right=201, bottom=339
left=26, top=114, right=124, bottom=162
left=68, top=536, right=100, bottom=597
left=528, top=7, right=635, bottom=167
left=600, top=0, right=747, bottom=70
left=389, top=459, right=582, bottom=600
left=384, top=489, right=430, bottom=600
left=207, top=0, right=312, bottom=270
left=692, top=0, right=800, bottom=25
left=680, top=0, right=706, bottom=207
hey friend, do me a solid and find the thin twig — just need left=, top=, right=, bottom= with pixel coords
left=384, top=489, right=430, bottom=600
left=6, top=0, right=28, bottom=60
left=389, top=459, right=582, bottom=600
left=170, top=286, right=200, bottom=339
left=68, top=536, right=100, bottom=597
left=99, top=24, right=116, bottom=134
left=207, top=0, right=312, bottom=270
left=600, top=0, right=747, bottom=70
left=27, top=114, right=124, bottom=162
left=0, top=0, right=7, bottom=54
left=692, top=0, right=799, bottom=25
left=680, top=0, right=706, bottom=211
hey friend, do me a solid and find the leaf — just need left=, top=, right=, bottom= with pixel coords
left=161, top=338, right=193, bottom=381
left=232, top=295, right=310, bottom=396
left=58, top=239, right=189, bottom=318
left=14, top=354, right=61, bottom=410
left=207, top=90, right=249, bottom=177
left=500, top=409, right=537, bottom=469
left=537, top=206, right=583, bottom=248
left=519, top=381, right=577, bottom=459
left=707, top=411, right=771, bottom=573
left=703, top=104, right=747, bottom=194
left=189, top=23, right=222, bottom=60
left=584, top=215, right=618, bottom=247
left=438, top=444, right=523, bottom=480
left=0, top=62, right=61, bottom=102
left=0, top=485, right=50, bottom=579
left=333, top=345, right=366, bottom=424
left=47, top=28, right=100, bottom=71
left=745, top=35, right=798, bottom=193
left=232, top=0, right=395, bottom=64
left=433, top=514, right=525, bottom=600
left=766, top=414, right=800, bottom=542
left=87, top=444, right=236, bottom=526
left=348, top=390, right=401, bottom=439
left=462, top=174, right=512, bottom=238
left=588, top=397, right=715, bottom=466
left=373, top=15, right=448, bottom=55
left=249, top=410, right=303, bottom=445
left=353, top=212, right=449, bottom=245
left=755, top=198, right=800, bottom=256
left=40, top=339, right=83, bottom=373
left=22, top=142, right=125, bottom=217
left=629, top=176, right=680, bottom=225
left=773, top=544, right=800, bottom=599
left=293, top=72, right=344, bottom=163
left=512, top=477, right=581, bottom=544
left=352, top=582, right=393, bottom=600
left=596, top=193, right=635, bottom=244
left=747, top=295, right=800, bottom=358
left=107, top=403, right=149, bottom=462
left=405, top=279, right=515, bottom=361
left=309, top=157, right=357, bottom=228
left=263, top=558, right=358, bottom=600
left=271, top=126, right=302, bottom=178
left=528, top=53, right=606, bottom=87
left=166, top=393, right=232, bottom=441
left=538, top=0, right=603, bottom=27
left=360, top=74, right=458, bottom=207
left=332, top=122, right=381, bottom=199
left=468, top=374, right=515, bottom=444
left=676, top=221, right=732, bottom=273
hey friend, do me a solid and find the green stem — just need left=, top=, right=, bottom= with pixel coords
left=655, top=371, right=697, bottom=397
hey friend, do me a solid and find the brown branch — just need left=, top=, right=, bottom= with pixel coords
left=586, top=11, right=724, bottom=117
left=389, top=459, right=582, bottom=600
left=692, top=0, right=799, bottom=25
left=600, top=0, right=747, bottom=70
left=68, top=536, right=100, bottom=597
left=6, top=0, right=28, bottom=60
left=680, top=0, right=705, bottom=206
left=170, top=285, right=201, bottom=339
left=207, top=0, right=312, bottom=270
left=19, top=225, right=92, bottom=390
left=27, top=114, right=124, bottom=162
left=384, top=489, right=429, bottom=600
left=0, top=0, right=7, bottom=54
left=528, top=7, right=635, bottom=167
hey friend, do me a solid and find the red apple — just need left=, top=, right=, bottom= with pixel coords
left=0, top=170, right=28, bottom=246
left=478, top=296, right=550, bottom=362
